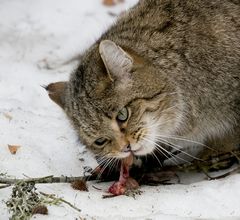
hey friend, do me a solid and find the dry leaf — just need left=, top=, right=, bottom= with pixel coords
left=8, top=145, right=21, bottom=155
left=103, top=0, right=124, bottom=7
left=71, top=180, right=88, bottom=191
left=103, top=0, right=115, bottom=6
left=32, top=205, right=48, bottom=215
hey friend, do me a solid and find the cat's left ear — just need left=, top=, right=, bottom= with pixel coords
left=45, top=82, right=67, bottom=109
left=99, top=40, right=133, bottom=85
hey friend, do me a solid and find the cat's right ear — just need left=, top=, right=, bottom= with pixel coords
left=99, top=40, right=133, bottom=87
left=44, top=82, right=67, bottom=109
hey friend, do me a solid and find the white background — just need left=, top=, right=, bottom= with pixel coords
left=0, top=0, right=240, bottom=219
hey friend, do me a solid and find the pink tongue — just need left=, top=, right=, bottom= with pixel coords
left=108, top=154, right=138, bottom=195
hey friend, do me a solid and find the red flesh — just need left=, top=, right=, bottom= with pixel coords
left=108, top=154, right=139, bottom=195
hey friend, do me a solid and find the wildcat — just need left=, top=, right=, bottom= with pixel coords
left=46, top=0, right=240, bottom=168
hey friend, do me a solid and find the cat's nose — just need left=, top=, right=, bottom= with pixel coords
left=123, top=144, right=131, bottom=152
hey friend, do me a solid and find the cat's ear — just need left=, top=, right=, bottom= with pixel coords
left=99, top=40, right=133, bottom=84
left=45, top=82, right=67, bottom=109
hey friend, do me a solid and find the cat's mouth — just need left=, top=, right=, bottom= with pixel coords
left=118, top=146, right=143, bottom=159
left=118, top=139, right=154, bottom=158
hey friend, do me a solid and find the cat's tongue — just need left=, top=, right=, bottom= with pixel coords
left=108, top=154, right=139, bottom=195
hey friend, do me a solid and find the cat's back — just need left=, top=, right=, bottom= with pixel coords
left=104, top=0, right=240, bottom=49
left=103, top=0, right=240, bottom=81
left=84, top=0, right=240, bottom=89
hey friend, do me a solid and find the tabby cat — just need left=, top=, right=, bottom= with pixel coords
left=47, top=0, right=240, bottom=166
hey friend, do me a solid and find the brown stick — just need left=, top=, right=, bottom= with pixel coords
left=0, top=184, right=11, bottom=189
left=0, top=175, right=92, bottom=185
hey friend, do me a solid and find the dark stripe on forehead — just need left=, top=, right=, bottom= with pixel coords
left=71, top=64, right=86, bottom=96
left=84, top=88, right=113, bottom=120
left=126, top=88, right=167, bottom=107
left=77, top=98, right=107, bottom=138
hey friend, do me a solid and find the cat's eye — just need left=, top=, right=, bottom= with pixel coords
left=116, top=107, right=129, bottom=122
left=94, top=137, right=107, bottom=147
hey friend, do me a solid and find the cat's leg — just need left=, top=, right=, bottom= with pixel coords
left=197, top=128, right=240, bottom=171
left=205, top=127, right=240, bottom=153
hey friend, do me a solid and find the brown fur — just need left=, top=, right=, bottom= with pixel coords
left=47, top=0, right=240, bottom=163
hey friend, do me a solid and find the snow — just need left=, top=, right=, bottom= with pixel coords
left=0, top=0, right=240, bottom=219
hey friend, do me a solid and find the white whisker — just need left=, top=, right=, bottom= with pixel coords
left=108, top=158, right=119, bottom=175
left=151, top=151, right=163, bottom=167
left=154, top=137, right=202, bottom=161
left=97, top=157, right=114, bottom=180
left=143, top=137, right=188, bottom=165
left=143, top=137, right=173, bottom=160
left=153, top=134, right=214, bottom=151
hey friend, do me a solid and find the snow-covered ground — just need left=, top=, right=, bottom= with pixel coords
left=0, top=0, right=240, bottom=219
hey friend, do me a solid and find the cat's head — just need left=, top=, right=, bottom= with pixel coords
left=47, top=40, right=183, bottom=159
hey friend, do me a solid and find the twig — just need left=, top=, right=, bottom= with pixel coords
left=92, top=185, right=102, bottom=191
left=0, top=184, right=11, bottom=189
left=39, top=192, right=81, bottom=213
left=0, top=175, right=92, bottom=185
left=102, top=194, right=118, bottom=199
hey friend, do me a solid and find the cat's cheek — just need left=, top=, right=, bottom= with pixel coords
left=132, top=143, right=155, bottom=156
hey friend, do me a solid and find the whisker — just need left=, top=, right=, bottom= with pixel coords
left=143, top=137, right=173, bottom=161
left=92, top=158, right=109, bottom=174
left=96, top=157, right=109, bottom=167
left=156, top=144, right=192, bottom=165
left=108, top=158, right=119, bottom=175
left=154, top=137, right=202, bottom=161
left=97, top=157, right=114, bottom=180
left=153, top=134, right=214, bottom=151
left=95, top=152, right=109, bottom=162
left=151, top=151, right=163, bottom=167
left=143, top=137, right=184, bottom=165
left=84, top=153, right=111, bottom=181
left=92, top=154, right=113, bottom=174
left=95, top=151, right=109, bottom=156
